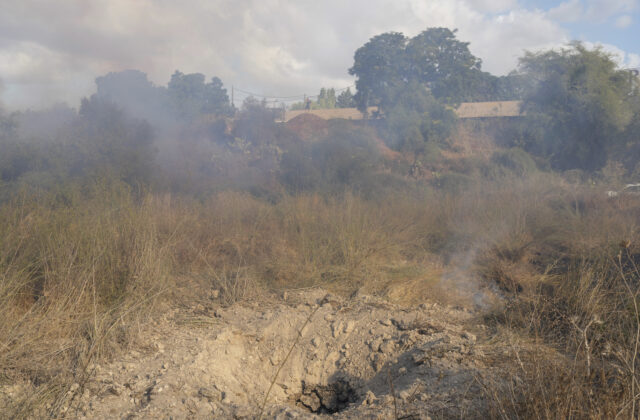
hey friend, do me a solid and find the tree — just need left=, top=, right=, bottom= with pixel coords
left=168, top=71, right=232, bottom=120
left=516, top=43, right=637, bottom=171
left=96, top=70, right=169, bottom=124
left=0, top=109, right=16, bottom=143
left=317, top=88, right=336, bottom=108
left=382, top=81, right=456, bottom=157
left=349, top=32, right=408, bottom=113
left=349, top=28, right=488, bottom=111
left=336, top=88, right=356, bottom=108
left=404, top=28, right=481, bottom=104
left=73, top=95, right=157, bottom=183
left=203, top=77, right=233, bottom=115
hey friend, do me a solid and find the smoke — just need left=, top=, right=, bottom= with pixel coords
left=0, top=78, right=5, bottom=110
left=1, top=0, right=615, bottom=109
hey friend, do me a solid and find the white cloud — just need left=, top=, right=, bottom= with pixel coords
left=584, top=0, right=638, bottom=21
left=584, top=41, right=640, bottom=68
left=547, top=0, right=584, bottom=22
left=547, top=0, right=638, bottom=23
left=0, top=0, right=635, bottom=109
left=615, top=14, right=634, bottom=27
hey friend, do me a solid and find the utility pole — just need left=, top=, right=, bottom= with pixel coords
left=231, top=85, right=234, bottom=109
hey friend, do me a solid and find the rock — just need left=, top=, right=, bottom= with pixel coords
left=381, top=319, right=392, bottom=327
left=399, top=390, right=410, bottom=401
left=379, top=339, right=395, bottom=354
left=370, top=337, right=383, bottom=352
left=332, top=322, right=343, bottom=338
left=311, top=337, right=320, bottom=347
left=363, top=390, right=377, bottom=405
left=462, top=332, right=476, bottom=343
left=298, top=392, right=321, bottom=412
left=343, top=321, right=355, bottom=334
left=372, top=354, right=385, bottom=371
left=398, top=367, right=407, bottom=375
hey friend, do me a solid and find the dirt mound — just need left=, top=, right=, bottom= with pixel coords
left=55, top=289, right=489, bottom=419
left=286, top=113, right=329, bottom=141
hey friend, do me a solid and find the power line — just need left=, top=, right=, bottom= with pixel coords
left=231, top=85, right=354, bottom=101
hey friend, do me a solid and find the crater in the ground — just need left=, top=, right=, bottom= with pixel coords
left=294, top=380, right=357, bottom=414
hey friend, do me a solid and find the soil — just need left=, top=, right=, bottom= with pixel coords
left=286, top=114, right=329, bottom=141
left=61, top=289, right=491, bottom=419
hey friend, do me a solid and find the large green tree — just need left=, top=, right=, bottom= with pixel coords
left=517, top=43, right=637, bottom=171
left=168, top=71, right=233, bottom=120
left=349, top=28, right=490, bottom=111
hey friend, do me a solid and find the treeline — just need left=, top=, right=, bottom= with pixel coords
left=289, top=88, right=356, bottom=110
left=348, top=28, right=640, bottom=174
left=2, top=27, right=640, bottom=202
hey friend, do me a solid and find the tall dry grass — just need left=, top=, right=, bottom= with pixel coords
left=470, top=179, right=640, bottom=419
left=0, top=182, right=171, bottom=418
left=2, top=171, right=639, bottom=418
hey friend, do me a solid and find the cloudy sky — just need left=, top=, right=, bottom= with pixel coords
left=0, top=0, right=638, bottom=109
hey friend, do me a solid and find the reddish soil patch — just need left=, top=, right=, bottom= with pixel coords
left=286, top=113, right=329, bottom=141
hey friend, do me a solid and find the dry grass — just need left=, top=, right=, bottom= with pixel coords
left=0, top=182, right=171, bottom=418
left=474, top=185, right=640, bottom=419
left=2, top=170, right=640, bottom=418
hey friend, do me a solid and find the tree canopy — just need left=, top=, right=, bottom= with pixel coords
left=516, top=43, right=637, bottom=171
left=168, top=71, right=233, bottom=120
left=349, top=28, right=495, bottom=112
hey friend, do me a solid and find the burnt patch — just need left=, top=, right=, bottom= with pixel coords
left=294, top=380, right=356, bottom=414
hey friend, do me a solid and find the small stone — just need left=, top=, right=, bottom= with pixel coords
left=363, top=390, right=377, bottom=405
left=311, top=337, right=320, bottom=347
left=343, top=321, right=355, bottom=334
left=462, top=332, right=477, bottom=343
left=381, top=319, right=392, bottom=327
left=379, top=340, right=395, bottom=354
left=372, top=354, right=385, bottom=371
left=299, top=392, right=321, bottom=412
left=332, top=322, right=343, bottom=338
left=398, top=367, right=407, bottom=375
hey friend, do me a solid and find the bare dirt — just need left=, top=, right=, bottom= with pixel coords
left=66, top=289, right=491, bottom=419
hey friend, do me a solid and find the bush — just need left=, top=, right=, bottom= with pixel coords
left=488, top=147, right=538, bottom=177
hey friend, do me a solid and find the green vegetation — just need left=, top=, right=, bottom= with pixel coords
left=512, top=43, right=639, bottom=171
left=2, top=27, right=640, bottom=419
left=290, top=87, right=356, bottom=110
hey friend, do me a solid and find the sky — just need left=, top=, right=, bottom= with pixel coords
left=0, top=0, right=638, bottom=110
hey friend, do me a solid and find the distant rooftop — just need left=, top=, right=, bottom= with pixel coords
left=281, top=101, right=523, bottom=122
left=281, top=107, right=379, bottom=123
